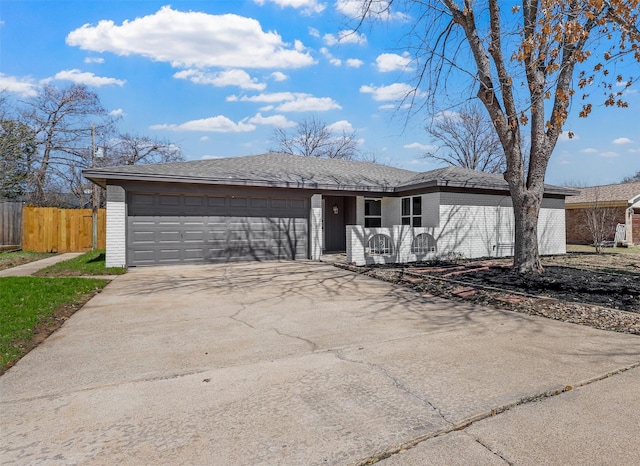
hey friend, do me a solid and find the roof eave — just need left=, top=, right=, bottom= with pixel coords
left=82, top=170, right=398, bottom=194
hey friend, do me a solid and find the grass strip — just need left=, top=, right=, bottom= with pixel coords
left=36, top=250, right=125, bottom=277
left=0, top=251, right=56, bottom=271
left=0, top=276, right=107, bottom=372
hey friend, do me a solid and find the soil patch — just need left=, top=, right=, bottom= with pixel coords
left=413, top=264, right=640, bottom=312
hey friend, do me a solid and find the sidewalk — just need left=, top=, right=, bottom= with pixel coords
left=0, top=253, right=84, bottom=277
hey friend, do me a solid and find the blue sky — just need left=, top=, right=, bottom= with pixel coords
left=1, top=0, right=638, bottom=186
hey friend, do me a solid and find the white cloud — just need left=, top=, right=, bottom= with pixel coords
left=174, top=69, right=266, bottom=90
left=66, top=6, right=315, bottom=69
left=236, top=92, right=297, bottom=103
left=599, top=151, right=619, bottom=158
left=270, top=71, right=288, bottom=81
left=346, top=58, right=363, bottom=68
left=375, top=52, right=411, bottom=72
left=109, top=108, right=124, bottom=117
left=628, top=148, right=640, bottom=153
left=323, top=30, right=366, bottom=46
left=200, top=136, right=209, bottom=141
left=84, top=57, right=105, bottom=64
left=320, top=47, right=341, bottom=66
left=253, top=0, right=326, bottom=14
left=276, top=95, right=341, bottom=112
left=327, top=120, right=354, bottom=133
left=612, top=137, right=633, bottom=144
left=48, top=69, right=125, bottom=87
left=234, top=91, right=341, bottom=112
left=308, top=27, right=320, bottom=38
left=580, top=148, right=598, bottom=153
left=360, top=82, right=416, bottom=101
left=0, top=73, right=38, bottom=97
left=151, top=116, right=256, bottom=133
left=247, top=113, right=296, bottom=128
left=335, top=0, right=409, bottom=20
left=201, top=154, right=221, bottom=159
left=403, top=142, right=437, bottom=151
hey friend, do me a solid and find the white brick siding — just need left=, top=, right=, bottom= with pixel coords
left=346, top=194, right=567, bottom=265
left=105, top=185, right=126, bottom=268
left=310, top=194, right=323, bottom=260
left=538, top=207, right=567, bottom=255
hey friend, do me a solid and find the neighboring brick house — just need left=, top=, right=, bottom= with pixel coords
left=565, top=181, right=640, bottom=245
left=83, top=153, right=575, bottom=267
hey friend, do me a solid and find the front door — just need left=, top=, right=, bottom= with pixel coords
left=324, top=196, right=356, bottom=252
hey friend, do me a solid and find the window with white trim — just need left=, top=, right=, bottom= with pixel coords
left=364, top=199, right=382, bottom=227
left=401, top=196, right=422, bottom=227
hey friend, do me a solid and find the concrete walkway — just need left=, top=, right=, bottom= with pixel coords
left=0, top=252, right=83, bottom=277
left=1, top=261, right=639, bottom=465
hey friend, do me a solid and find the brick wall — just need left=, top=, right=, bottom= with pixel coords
left=565, top=207, right=626, bottom=244
left=633, top=212, right=640, bottom=244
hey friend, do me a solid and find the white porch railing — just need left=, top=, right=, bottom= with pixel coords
left=346, top=226, right=438, bottom=266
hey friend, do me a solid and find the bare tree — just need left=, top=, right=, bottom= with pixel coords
left=424, top=103, right=505, bottom=173
left=22, top=84, right=114, bottom=205
left=271, top=117, right=360, bottom=160
left=351, top=1, right=640, bottom=274
left=106, top=133, right=184, bottom=166
left=583, top=188, right=621, bottom=253
left=622, top=171, right=640, bottom=183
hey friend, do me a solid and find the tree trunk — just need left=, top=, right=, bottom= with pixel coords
left=512, top=189, right=543, bottom=274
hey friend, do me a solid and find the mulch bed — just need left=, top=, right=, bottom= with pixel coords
left=337, top=258, right=640, bottom=336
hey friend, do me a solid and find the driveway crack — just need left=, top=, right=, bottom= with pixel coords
left=354, top=362, right=640, bottom=465
left=473, top=436, right=512, bottom=465
left=272, top=328, right=318, bottom=352
left=229, top=306, right=255, bottom=329
left=332, top=349, right=454, bottom=427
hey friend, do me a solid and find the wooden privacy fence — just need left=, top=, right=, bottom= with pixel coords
left=22, top=207, right=106, bottom=252
left=0, top=200, right=23, bottom=249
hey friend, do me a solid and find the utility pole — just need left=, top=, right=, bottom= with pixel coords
left=91, top=125, right=98, bottom=251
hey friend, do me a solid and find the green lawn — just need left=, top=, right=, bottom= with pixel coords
left=0, top=251, right=56, bottom=271
left=567, top=244, right=640, bottom=255
left=35, top=250, right=126, bottom=277
left=0, top=276, right=107, bottom=372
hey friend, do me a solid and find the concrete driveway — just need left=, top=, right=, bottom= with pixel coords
left=1, top=261, right=639, bottom=465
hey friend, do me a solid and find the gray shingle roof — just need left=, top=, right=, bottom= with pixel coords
left=565, top=181, right=640, bottom=205
left=83, top=152, right=574, bottom=196
left=84, top=153, right=416, bottom=193
left=398, top=166, right=510, bottom=190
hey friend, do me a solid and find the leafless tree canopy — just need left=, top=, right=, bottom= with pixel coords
left=351, top=0, right=640, bottom=274
left=271, top=117, right=361, bottom=160
left=104, top=133, right=183, bottom=166
left=425, top=103, right=505, bottom=174
left=0, top=84, right=183, bottom=206
left=622, top=170, right=640, bottom=183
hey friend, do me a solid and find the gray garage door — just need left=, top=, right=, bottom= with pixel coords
left=127, top=192, right=309, bottom=266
